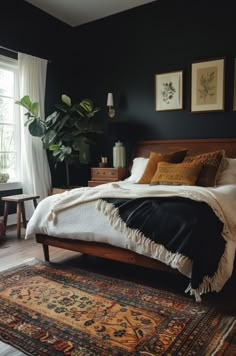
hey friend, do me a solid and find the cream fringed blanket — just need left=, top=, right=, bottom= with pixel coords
left=31, top=182, right=236, bottom=300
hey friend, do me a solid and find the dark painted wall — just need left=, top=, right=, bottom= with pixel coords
left=1, top=0, right=236, bottom=186
left=70, top=0, right=236, bottom=155
left=0, top=189, right=22, bottom=215
left=0, top=0, right=76, bottom=187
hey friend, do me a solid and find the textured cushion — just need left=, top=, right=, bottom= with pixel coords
left=124, top=157, right=149, bottom=182
left=150, top=162, right=202, bottom=186
left=137, top=149, right=187, bottom=184
left=216, top=158, right=236, bottom=186
left=183, top=150, right=224, bottom=187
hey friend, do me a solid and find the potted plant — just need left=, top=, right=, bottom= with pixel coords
left=16, top=95, right=102, bottom=187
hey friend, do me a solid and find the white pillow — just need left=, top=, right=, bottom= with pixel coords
left=216, top=158, right=236, bottom=185
left=124, top=157, right=149, bottom=182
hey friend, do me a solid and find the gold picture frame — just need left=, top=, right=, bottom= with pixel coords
left=155, top=70, right=183, bottom=111
left=191, top=58, right=225, bottom=113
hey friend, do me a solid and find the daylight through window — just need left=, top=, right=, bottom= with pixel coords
left=0, top=56, right=19, bottom=180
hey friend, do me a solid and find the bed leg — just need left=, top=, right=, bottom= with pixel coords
left=42, top=244, right=49, bottom=262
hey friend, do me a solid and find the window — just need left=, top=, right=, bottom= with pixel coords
left=0, top=55, right=20, bottom=181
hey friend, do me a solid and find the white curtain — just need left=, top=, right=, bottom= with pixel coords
left=18, top=53, right=51, bottom=218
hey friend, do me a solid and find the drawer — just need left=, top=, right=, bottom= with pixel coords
left=91, top=168, right=124, bottom=181
left=88, top=180, right=107, bottom=187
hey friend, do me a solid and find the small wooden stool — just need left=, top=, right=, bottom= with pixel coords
left=1, top=194, right=40, bottom=239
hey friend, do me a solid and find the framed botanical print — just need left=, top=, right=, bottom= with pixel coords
left=155, top=70, right=183, bottom=111
left=191, top=58, right=225, bottom=112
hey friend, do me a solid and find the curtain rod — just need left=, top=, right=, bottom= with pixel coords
left=0, top=45, right=52, bottom=63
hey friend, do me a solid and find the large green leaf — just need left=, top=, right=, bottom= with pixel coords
left=52, top=150, right=61, bottom=157
left=15, top=95, right=32, bottom=111
left=72, top=136, right=90, bottom=163
left=30, top=102, right=39, bottom=116
left=54, top=114, right=71, bottom=132
left=49, top=144, right=61, bottom=151
left=61, top=145, right=72, bottom=155
left=61, top=95, right=71, bottom=107
left=73, top=105, right=86, bottom=118
left=45, top=111, right=60, bottom=124
left=55, top=103, right=68, bottom=113
left=80, top=99, right=93, bottom=112
left=43, top=129, right=57, bottom=145
left=28, top=119, right=45, bottom=137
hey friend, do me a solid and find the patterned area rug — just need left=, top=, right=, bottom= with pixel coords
left=0, top=260, right=235, bottom=355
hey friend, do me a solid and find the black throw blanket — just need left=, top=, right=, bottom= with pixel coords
left=103, top=197, right=225, bottom=290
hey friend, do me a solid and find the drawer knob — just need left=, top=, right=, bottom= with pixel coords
left=96, top=171, right=100, bottom=174
left=109, top=172, right=115, bottom=175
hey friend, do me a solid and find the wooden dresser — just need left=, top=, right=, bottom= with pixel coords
left=88, top=167, right=127, bottom=187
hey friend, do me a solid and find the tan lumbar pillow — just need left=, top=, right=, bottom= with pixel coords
left=150, top=161, right=202, bottom=186
left=137, top=149, right=187, bottom=184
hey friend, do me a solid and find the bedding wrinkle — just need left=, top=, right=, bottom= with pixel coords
left=26, top=181, right=236, bottom=300
left=46, top=183, right=236, bottom=243
left=96, top=198, right=192, bottom=277
left=98, top=197, right=226, bottom=299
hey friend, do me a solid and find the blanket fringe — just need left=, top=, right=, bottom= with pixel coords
left=97, top=199, right=236, bottom=302
left=184, top=240, right=235, bottom=301
left=96, top=199, right=191, bottom=277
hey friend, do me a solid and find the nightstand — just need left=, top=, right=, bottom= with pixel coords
left=51, top=186, right=82, bottom=195
left=88, top=167, right=127, bottom=187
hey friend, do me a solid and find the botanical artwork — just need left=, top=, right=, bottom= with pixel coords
left=191, top=58, right=224, bottom=112
left=196, top=66, right=217, bottom=105
left=161, top=81, right=176, bottom=105
left=155, top=71, right=183, bottom=111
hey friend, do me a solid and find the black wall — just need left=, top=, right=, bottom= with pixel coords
left=70, top=0, right=236, bottom=147
left=0, top=189, right=22, bottom=216
left=0, top=0, right=75, bottom=187
left=1, top=0, right=236, bottom=186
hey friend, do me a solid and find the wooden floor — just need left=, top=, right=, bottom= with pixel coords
left=0, top=226, right=236, bottom=355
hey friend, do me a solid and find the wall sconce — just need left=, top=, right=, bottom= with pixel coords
left=107, top=92, right=116, bottom=118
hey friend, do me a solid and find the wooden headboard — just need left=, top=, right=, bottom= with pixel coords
left=133, top=138, right=236, bottom=159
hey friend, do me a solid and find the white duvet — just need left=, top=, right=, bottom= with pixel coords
left=26, top=181, right=236, bottom=300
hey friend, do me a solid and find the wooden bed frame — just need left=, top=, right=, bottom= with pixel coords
left=36, top=138, right=236, bottom=273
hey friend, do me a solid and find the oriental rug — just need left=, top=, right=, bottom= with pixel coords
left=0, top=260, right=235, bottom=356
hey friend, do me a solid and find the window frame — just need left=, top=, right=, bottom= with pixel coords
left=0, top=54, right=20, bottom=182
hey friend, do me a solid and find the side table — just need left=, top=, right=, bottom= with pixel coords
left=88, top=167, right=127, bottom=187
left=1, top=194, right=40, bottom=239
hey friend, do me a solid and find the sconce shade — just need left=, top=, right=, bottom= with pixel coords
left=107, top=93, right=114, bottom=106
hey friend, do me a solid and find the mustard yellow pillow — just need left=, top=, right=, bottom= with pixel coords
left=137, top=149, right=187, bottom=184
left=183, top=150, right=224, bottom=187
left=150, top=161, right=202, bottom=185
